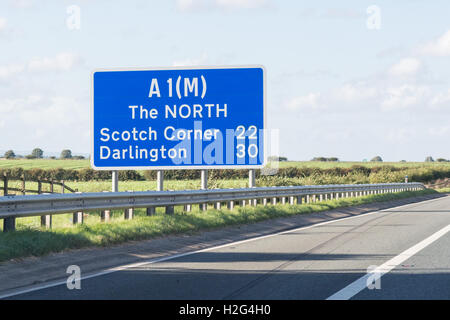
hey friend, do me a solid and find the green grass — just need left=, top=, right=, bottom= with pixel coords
left=0, top=188, right=437, bottom=262
left=2, top=179, right=249, bottom=194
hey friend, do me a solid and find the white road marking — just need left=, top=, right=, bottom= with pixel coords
left=327, top=223, right=450, bottom=300
left=0, top=195, right=446, bottom=299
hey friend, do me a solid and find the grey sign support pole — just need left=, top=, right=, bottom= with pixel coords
left=112, top=170, right=118, bottom=192
left=249, top=169, right=257, bottom=205
left=249, top=169, right=255, bottom=188
left=157, top=170, right=164, bottom=192
left=158, top=170, right=173, bottom=214
left=200, top=170, right=208, bottom=211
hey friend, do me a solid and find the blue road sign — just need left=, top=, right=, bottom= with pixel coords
left=91, top=66, right=266, bottom=170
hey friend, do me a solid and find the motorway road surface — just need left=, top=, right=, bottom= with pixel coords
left=5, top=195, right=450, bottom=300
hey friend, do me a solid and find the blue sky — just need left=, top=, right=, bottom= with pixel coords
left=1, top=0, right=449, bottom=161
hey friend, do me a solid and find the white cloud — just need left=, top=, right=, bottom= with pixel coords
left=285, top=82, right=448, bottom=113
left=0, top=95, right=89, bottom=151
left=388, top=58, right=422, bottom=77
left=286, top=92, right=321, bottom=110
left=322, top=8, right=362, bottom=19
left=0, top=63, right=25, bottom=79
left=0, top=18, right=7, bottom=32
left=429, top=126, right=449, bottom=137
left=176, top=0, right=269, bottom=11
left=216, top=0, right=268, bottom=9
left=430, top=88, right=450, bottom=107
left=386, top=128, right=417, bottom=143
left=172, top=53, right=209, bottom=66
left=420, top=30, right=450, bottom=56
left=0, top=52, right=82, bottom=81
left=10, top=0, right=34, bottom=8
left=381, top=85, right=430, bottom=110
left=332, top=83, right=377, bottom=102
left=28, top=52, right=82, bottom=72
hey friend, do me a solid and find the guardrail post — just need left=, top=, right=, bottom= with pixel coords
left=3, top=217, right=15, bottom=232
left=271, top=197, right=277, bottom=205
left=263, top=198, right=268, bottom=206
left=200, top=170, right=208, bottom=211
left=101, top=210, right=111, bottom=222
left=61, top=180, right=65, bottom=193
left=146, top=207, right=156, bottom=216
left=73, top=212, right=83, bottom=224
left=289, top=196, right=295, bottom=205
left=125, top=208, right=133, bottom=220
left=227, top=200, right=234, bottom=210
left=40, top=215, right=52, bottom=229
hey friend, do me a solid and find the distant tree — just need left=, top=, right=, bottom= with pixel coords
left=73, top=155, right=85, bottom=160
left=50, top=156, right=56, bottom=159
left=25, top=154, right=36, bottom=159
left=436, top=158, right=448, bottom=162
left=327, top=157, right=339, bottom=162
left=400, top=160, right=407, bottom=162
left=370, top=156, right=383, bottom=162
left=30, top=148, right=43, bottom=159
left=60, top=149, right=72, bottom=159
left=425, top=156, right=434, bottom=162
left=4, top=150, right=15, bottom=159
left=268, top=156, right=288, bottom=162
left=312, top=157, right=327, bottom=162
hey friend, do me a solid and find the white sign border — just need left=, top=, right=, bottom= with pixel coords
left=90, top=65, right=267, bottom=171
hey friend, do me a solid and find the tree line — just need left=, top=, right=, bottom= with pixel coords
left=3, top=148, right=85, bottom=160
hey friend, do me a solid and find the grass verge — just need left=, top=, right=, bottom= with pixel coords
left=0, top=188, right=438, bottom=263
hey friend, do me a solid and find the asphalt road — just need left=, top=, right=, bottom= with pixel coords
left=7, top=195, right=450, bottom=300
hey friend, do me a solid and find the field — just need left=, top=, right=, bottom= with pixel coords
left=277, top=161, right=450, bottom=169
left=1, top=159, right=450, bottom=195
left=2, top=158, right=450, bottom=170
left=0, top=159, right=90, bottom=170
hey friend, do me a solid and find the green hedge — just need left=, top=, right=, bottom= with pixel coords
left=1, top=165, right=450, bottom=183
